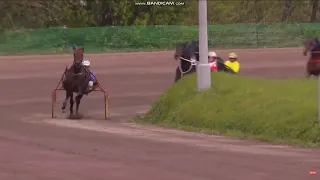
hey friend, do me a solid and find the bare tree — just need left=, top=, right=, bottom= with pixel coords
left=310, top=0, right=319, bottom=22
left=254, top=0, right=263, bottom=22
left=0, top=0, right=74, bottom=29
left=282, top=0, right=293, bottom=22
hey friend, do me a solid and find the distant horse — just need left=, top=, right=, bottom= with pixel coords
left=61, top=47, right=91, bottom=118
left=173, top=40, right=199, bottom=82
left=303, top=38, right=320, bottom=77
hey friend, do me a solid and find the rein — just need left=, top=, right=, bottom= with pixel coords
left=179, top=56, right=198, bottom=75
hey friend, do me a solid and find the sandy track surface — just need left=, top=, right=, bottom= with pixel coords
left=0, top=48, right=319, bottom=180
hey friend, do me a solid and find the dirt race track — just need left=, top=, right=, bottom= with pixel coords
left=0, top=47, right=320, bottom=180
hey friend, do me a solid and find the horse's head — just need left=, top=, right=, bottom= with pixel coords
left=303, top=38, right=319, bottom=56
left=73, top=46, right=84, bottom=67
left=72, top=47, right=85, bottom=74
left=181, top=40, right=199, bottom=61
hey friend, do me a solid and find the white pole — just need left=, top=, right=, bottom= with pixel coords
left=197, top=0, right=211, bottom=92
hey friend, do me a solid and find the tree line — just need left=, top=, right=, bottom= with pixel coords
left=1, top=0, right=319, bottom=30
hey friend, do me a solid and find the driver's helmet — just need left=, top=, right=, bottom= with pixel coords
left=82, top=60, right=91, bottom=67
left=208, top=51, right=217, bottom=58
left=228, top=52, right=238, bottom=59
left=208, top=51, right=217, bottom=62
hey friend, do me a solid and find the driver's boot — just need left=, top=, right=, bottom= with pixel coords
left=87, top=82, right=97, bottom=94
left=85, top=81, right=95, bottom=95
left=92, top=81, right=98, bottom=91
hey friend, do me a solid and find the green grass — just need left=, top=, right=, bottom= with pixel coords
left=134, top=72, right=320, bottom=147
left=2, top=23, right=320, bottom=55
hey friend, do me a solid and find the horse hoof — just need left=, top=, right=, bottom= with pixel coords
left=68, top=113, right=83, bottom=120
left=68, top=114, right=76, bottom=119
left=75, top=113, right=84, bottom=119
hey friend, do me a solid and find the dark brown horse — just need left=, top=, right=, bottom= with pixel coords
left=303, top=38, right=320, bottom=77
left=61, top=47, right=90, bottom=118
left=173, top=40, right=199, bottom=82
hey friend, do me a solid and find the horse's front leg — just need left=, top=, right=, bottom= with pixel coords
left=75, top=94, right=83, bottom=115
left=62, top=91, right=70, bottom=113
left=69, top=92, right=74, bottom=115
left=77, top=86, right=84, bottom=96
left=174, top=66, right=182, bottom=82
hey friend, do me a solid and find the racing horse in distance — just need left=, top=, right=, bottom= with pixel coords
left=61, top=46, right=91, bottom=119
left=303, top=38, right=320, bottom=77
left=173, top=40, right=236, bottom=82
left=173, top=40, right=199, bottom=82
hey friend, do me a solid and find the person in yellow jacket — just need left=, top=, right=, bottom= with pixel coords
left=224, top=52, right=240, bottom=73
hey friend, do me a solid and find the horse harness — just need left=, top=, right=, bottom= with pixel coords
left=179, top=56, right=198, bottom=75
left=62, top=62, right=90, bottom=85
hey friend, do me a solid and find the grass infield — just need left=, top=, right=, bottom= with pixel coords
left=134, top=72, right=320, bottom=147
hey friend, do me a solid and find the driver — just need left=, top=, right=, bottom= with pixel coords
left=82, top=60, right=98, bottom=93
left=224, top=52, right=240, bottom=73
left=208, top=51, right=224, bottom=71
left=208, top=51, right=218, bottom=71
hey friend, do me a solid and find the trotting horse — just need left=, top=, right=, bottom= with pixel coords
left=173, top=40, right=199, bottom=82
left=61, top=47, right=91, bottom=118
left=303, top=38, right=320, bottom=77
